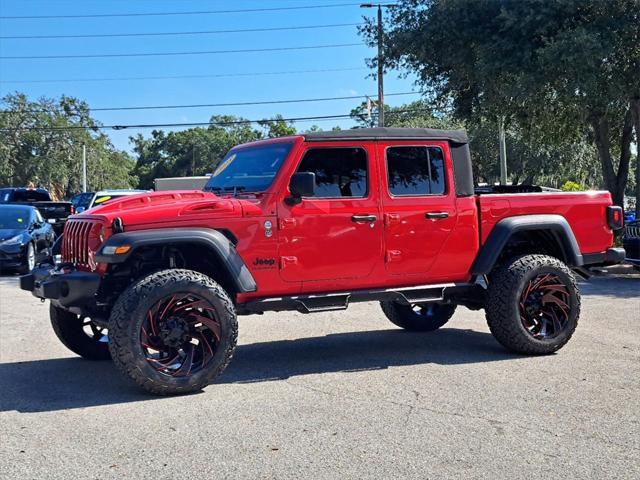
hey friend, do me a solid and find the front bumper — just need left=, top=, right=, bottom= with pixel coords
left=0, top=245, right=26, bottom=269
left=20, top=264, right=101, bottom=309
left=0, top=254, right=23, bottom=269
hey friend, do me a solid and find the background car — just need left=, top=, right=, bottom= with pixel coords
left=0, top=187, right=73, bottom=235
left=70, top=189, right=148, bottom=213
left=622, top=219, right=640, bottom=270
left=0, top=204, right=55, bottom=274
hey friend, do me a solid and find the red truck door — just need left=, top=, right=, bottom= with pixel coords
left=277, top=142, right=383, bottom=283
left=379, top=141, right=457, bottom=279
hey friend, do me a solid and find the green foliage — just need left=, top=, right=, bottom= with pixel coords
left=561, top=181, right=585, bottom=192
left=351, top=99, right=464, bottom=130
left=0, top=93, right=136, bottom=198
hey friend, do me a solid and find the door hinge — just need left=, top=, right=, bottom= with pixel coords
left=279, top=218, right=297, bottom=230
left=386, top=250, right=402, bottom=262
left=280, top=256, right=298, bottom=269
left=384, top=213, right=401, bottom=226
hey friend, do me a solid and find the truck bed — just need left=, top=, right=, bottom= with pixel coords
left=476, top=191, right=613, bottom=255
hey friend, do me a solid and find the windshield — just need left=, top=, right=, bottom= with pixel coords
left=91, top=194, right=134, bottom=207
left=203, top=142, right=293, bottom=194
left=72, top=192, right=94, bottom=209
left=0, top=207, right=31, bottom=230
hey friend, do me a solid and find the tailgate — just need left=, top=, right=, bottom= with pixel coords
left=477, top=191, right=614, bottom=254
left=33, top=202, right=73, bottom=220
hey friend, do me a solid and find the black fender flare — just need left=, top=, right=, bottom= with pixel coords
left=95, top=228, right=257, bottom=293
left=470, top=214, right=584, bottom=275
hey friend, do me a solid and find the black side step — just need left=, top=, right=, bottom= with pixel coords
left=238, top=283, right=482, bottom=315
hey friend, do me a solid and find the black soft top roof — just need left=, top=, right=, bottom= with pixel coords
left=303, top=127, right=468, bottom=144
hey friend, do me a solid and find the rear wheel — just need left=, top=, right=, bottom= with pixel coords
left=485, top=254, right=580, bottom=355
left=381, top=301, right=456, bottom=332
left=108, top=269, right=237, bottom=395
left=50, top=305, right=111, bottom=360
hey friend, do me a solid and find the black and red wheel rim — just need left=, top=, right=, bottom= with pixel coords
left=140, top=293, right=220, bottom=377
left=519, top=273, right=571, bottom=340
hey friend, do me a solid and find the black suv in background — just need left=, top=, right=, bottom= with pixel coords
left=623, top=220, right=640, bottom=270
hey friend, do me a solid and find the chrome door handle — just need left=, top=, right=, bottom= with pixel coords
left=352, top=214, right=377, bottom=223
left=425, top=212, right=449, bottom=219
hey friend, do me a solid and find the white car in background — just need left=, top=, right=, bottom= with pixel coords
left=70, top=189, right=148, bottom=213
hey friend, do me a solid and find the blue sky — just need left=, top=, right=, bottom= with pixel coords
left=0, top=0, right=419, bottom=152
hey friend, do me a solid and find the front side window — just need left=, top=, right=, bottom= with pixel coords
left=204, top=142, right=293, bottom=194
left=297, top=147, right=368, bottom=198
left=387, top=146, right=447, bottom=196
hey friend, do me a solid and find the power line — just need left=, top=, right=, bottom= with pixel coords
left=0, top=22, right=362, bottom=40
left=0, top=67, right=368, bottom=85
left=0, top=3, right=363, bottom=20
left=7, top=92, right=419, bottom=114
left=0, top=108, right=433, bottom=132
left=0, top=43, right=364, bottom=60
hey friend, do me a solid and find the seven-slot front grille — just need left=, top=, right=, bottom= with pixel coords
left=62, top=219, right=100, bottom=268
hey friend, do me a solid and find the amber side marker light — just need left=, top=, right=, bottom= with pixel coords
left=102, top=245, right=131, bottom=255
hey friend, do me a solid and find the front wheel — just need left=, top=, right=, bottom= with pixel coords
left=19, top=243, right=36, bottom=274
left=50, top=305, right=111, bottom=360
left=381, top=301, right=456, bottom=331
left=108, top=269, right=238, bottom=395
left=485, top=254, right=580, bottom=355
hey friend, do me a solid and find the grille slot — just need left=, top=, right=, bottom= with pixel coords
left=625, top=225, right=639, bottom=238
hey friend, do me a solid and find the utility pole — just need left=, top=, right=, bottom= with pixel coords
left=498, top=116, right=508, bottom=185
left=82, top=143, right=87, bottom=192
left=376, top=5, right=384, bottom=127
left=361, top=3, right=397, bottom=127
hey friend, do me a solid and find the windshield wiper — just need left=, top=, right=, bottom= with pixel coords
left=205, top=186, right=250, bottom=197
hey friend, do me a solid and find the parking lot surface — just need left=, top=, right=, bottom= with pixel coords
left=1, top=274, right=638, bottom=479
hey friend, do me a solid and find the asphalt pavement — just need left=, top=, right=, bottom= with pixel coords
left=0, top=273, right=638, bottom=479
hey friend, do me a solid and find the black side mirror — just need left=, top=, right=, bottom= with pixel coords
left=286, top=172, right=315, bottom=205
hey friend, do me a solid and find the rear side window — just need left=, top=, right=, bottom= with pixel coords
left=387, top=146, right=446, bottom=196
left=10, top=190, right=50, bottom=202
left=297, top=147, right=368, bottom=198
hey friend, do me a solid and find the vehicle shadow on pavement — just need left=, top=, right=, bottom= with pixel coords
left=579, top=275, right=640, bottom=298
left=220, top=328, right=516, bottom=385
left=0, top=328, right=517, bottom=413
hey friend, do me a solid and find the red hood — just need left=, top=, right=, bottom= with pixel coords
left=75, top=190, right=260, bottom=227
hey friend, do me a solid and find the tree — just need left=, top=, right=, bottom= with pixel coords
left=351, top=99, right=462, bottom=129
left=130, top=114, right=297, bottom=189
left=362, top=0, right=639, bottom=206
left=0, top=93, right=136, bottom=197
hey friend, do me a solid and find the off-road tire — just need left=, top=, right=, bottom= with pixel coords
left=108, top=269, right=237, bottom=396
left=486, top=254, right=580, bottom=355
left=50, top=304, right=111, bottom=360
left=380, top=301, right=456, bottom=332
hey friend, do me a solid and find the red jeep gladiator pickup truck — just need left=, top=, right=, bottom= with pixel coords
left=20, top=128, right=625, bottom=395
